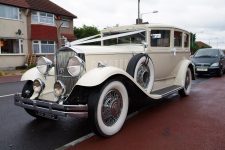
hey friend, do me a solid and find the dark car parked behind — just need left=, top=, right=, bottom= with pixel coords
left=191, top=48, right=225, bottom=77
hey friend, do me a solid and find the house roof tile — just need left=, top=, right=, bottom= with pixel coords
left=0, top=0, right=76, bottom=18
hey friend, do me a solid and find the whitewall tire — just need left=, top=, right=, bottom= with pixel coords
left=179, top=68, right=192, bottom=96
left=88, top=80, right=129, bottom=137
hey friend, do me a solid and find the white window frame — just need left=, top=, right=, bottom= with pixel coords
left=0, top=4, right=20, bottom=20
left=32, top=40, right=56, bottom=54
left=31, top=11, right=55, bottom=26
left=61, top=19, right=70, bottom=28
left=0, top=39, right=24, bottom=55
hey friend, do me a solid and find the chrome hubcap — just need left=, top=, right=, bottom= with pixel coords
left=136, top=64, right=150, bottom=89
left=101, top=89, right=123, bottom=127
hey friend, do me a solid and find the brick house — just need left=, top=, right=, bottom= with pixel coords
left=0, top=0, right=77, bottom=69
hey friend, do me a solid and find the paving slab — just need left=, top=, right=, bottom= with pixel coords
left=67, top=76, right=225, bottom=150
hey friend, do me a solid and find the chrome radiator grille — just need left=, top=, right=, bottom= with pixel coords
left=56, top=50, right=79, bottom=96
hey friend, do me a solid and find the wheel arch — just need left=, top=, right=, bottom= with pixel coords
left=174, top=60, right=195, bottom=87
left=21, top=67, right=44, bottom=81
left=74, top=66, right=161, bottom=104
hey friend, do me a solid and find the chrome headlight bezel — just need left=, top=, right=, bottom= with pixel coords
left=54, top=80, right=66, bottom=97
left=37, top=57, right=53, bottom=75
left=67, top=56, right=85, bottom=77
left=33, top=79, right=45, bottom=94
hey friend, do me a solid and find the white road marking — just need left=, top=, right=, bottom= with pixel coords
left=0, top=94, right=16, bottom=98
left=56, top=110, right=141, bottom=150
left=56, top=133, right=95, bottom=150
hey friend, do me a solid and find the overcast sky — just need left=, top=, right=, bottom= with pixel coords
left=51, top=0, right=225, bottom=48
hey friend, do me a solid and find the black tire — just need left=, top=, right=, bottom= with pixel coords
left=179, top=68, right=192, bottom=97
left=217, top=68, right=223, bottom=77
left=88, top=80, right=129, bottom=137
left=126, top=53, right=154, bottom=93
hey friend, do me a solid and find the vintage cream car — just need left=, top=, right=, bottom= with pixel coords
left=15, top=24, right=195, bottom=137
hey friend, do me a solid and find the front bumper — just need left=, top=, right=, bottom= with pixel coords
left=195, top=67, right=220, bottom=75
left=14, top=94, right=88, bottom=118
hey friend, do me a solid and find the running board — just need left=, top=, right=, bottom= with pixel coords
left=151, top=85, right=183, bottom=98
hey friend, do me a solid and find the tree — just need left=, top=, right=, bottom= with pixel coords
left=74, top=25, right=100, bottom=39
left=190, top=33, right=199, bottom=54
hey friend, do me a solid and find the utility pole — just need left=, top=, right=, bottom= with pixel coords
left=136, top=0, right=142, bottom=24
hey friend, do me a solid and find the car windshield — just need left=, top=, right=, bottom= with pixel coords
left=194, top=49, right=219, bottom=58
left=103, top=31, right=146, bottom=46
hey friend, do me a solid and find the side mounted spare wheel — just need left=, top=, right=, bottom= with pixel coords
left=126, top=53, right=154, bottom=93
left=88, top=80, right=129, bottom=137
left=179, top=68, right=192, bottom=97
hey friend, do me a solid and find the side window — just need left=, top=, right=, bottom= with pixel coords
left=151, top=30, right=170, bottom=47
left=174, top=31, right=182, bottom=47
left=184, top=33, right=189, bottom=47
left=220, top=50, right=225, bottom=57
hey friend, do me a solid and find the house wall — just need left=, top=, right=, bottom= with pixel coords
left=0, top=8, right=28, bottom=69
left=0, top=6, right=75, bottom=70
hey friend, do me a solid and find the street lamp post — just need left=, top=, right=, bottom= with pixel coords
left=136, top=0, right=142, bottom=24
left=136, top=0, right=158, bottom=24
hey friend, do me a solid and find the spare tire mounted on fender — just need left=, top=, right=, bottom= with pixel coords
left=126, top=53, right=154, bottom=93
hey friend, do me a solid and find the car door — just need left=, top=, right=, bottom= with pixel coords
left=148, top=29, right=189, bottom=80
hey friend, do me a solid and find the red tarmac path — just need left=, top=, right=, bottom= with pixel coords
left=0, top=75, right=21, bottom=84
left=68, top=76, right=225, bottom=150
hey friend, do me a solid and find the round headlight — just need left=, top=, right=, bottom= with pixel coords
left=37, top=57, right=53, bottom=75
left=33, top=79, right=45, bottom=94
left=54, top=81, right=66, bottom=97
left=67, top=56, right=84, bottom=77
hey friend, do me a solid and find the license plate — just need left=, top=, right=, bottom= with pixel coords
left=36, top=111, right=58, bottom=120
left=197, top=68, right=208, bottom=71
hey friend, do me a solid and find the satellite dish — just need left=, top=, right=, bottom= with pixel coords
left=16, top=29, right=22, bottom=35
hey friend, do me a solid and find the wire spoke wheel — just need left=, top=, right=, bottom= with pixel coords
left=101, top=89, right=123, bottom=127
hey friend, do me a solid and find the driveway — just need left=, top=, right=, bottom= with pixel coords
left=67, top=76, right=225, bottom=150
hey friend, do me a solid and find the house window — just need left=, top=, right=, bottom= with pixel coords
left=61, top=19, right=69, bottom=28
left=151, top=30, right=170, bottom=47
left=32, top=40, right=55, bottom=54
left=0, top=39, right=23, bottom=54
left=31, top=11, right=38, bottom=23
left=31, top=11, right=55, bottom=25
left=0, top=4, right=19, bottom=20
left=174, top=31, right=182, bottom=47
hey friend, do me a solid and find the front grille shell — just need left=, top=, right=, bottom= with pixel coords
left=56, top=49, right=81, bottom=97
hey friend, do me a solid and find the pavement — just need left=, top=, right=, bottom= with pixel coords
left=0, top=75, right=21, bottom=84
left=67, top=76, right=225, bottom=150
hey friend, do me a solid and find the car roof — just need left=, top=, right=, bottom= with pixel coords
left=102, top=23, right=189, bottom=33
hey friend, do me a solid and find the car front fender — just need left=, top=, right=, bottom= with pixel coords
left=21, top=67, right=55, bottom=81
left=76, top=66, right=162, bottom=100
left=76, top=66, right=130, bottom=87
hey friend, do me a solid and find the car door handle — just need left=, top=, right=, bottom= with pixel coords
left=171, top=48, right=177, bottom=56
